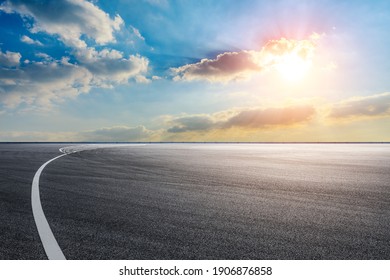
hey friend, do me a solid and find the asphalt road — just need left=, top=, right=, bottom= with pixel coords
left=0, top=144, right=64, bottom=259
left=1, top=143, right=390, bottom=259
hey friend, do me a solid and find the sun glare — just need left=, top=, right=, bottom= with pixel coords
left=275, top=53, right=312, bottom=82
left=260, top=37, right=316, bottom=83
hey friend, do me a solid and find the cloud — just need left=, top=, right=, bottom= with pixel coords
left=74, top=48, right=149, bottom=85
left=20, top=35, right=43, bottom=46
left=131, top=26, right=145, bottom=41
left=0, top=50, right=148, bottom=110
left=167, top=116, right=215, bottom=133
left=0, top=49, right=148, bottom=109
left=328, top=93, right=390, bottom=120
left=0, top=130, right=77, bottom=142
left=0, top=57, right=92, bottom=109
left=134, top=75, right=151, bottom=84
left=78, top=125, right=155, bottom=142
left=172, top=37, right=317, bottom=82
left=0, top=49, right=21, bottom=67
left=223, top=105, right=316, bottom=128
left=0, top=125, right=156, bottom=142
left=172, top=51, right=261, bottom=82
left=0, top=1, right=150, bottom=110
left=1, top=0, right=123, bottom=49
left=167, top=105, right=316, bottom=133
left=35, top=52, right=51, bottom=60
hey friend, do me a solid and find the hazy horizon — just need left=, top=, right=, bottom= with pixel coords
left=1, top=141, right=390, bottom=144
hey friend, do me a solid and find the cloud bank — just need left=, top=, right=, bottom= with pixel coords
left=223, top=105, right=316, bottom=128
left=2, top=92, right=390, bottom=142
left=167, top=105, right=316, bottom=133
left=0, top=125, right=155, bottom=142
left=329, top=93, right=390, bottom=120
left=80, top=125, right=155, bottom=142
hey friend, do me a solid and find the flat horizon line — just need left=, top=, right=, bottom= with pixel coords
left=1, top=141, right=390, bottom=144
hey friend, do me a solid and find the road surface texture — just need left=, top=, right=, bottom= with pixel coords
left=0, top=144, right=64, bottom=259
left=1, top=143, right=390, bottom=259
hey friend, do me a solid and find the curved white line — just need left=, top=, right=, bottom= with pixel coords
left=31, top=153, right=67, bottom=260
left=32, top=144, right=146, bottom=259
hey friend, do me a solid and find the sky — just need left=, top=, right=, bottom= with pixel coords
left=0, top=0, right=389, bottom=142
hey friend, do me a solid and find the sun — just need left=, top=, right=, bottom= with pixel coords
left=260, top=37, right=316, bottom=83
left=274, top=53, right=312, bottom=82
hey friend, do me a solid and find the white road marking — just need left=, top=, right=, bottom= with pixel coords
left=31, top=152, right=68, bottom=260
left=32, top=144, right=147, bottom=259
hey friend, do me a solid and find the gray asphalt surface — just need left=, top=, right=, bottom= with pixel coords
left=1, top=144, right=390, bottom=259
left=0, top=144, right=65, bottom=259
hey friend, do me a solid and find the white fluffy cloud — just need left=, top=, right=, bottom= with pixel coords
left=74, top=48, right=149, bottom=85
left=0, top=1, right=150, bottom=110
left=0, top=49, right=21, bottom=67
left=1, top=0, right=123, bottom=49
left=0, top=51, right=148, bottom=109
left=0, top=57, right=92, bottom=109
left=20, top=35, right=43, bottom=46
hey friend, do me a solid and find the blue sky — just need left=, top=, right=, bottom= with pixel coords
left=1, top=0, right=390, bottom=141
